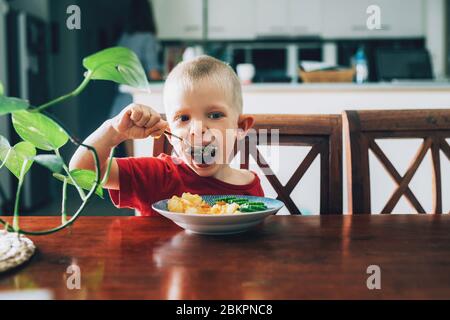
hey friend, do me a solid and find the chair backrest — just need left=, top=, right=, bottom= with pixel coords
left=343, top=109, right=450, bottom=214
left=153, top=114, right=343, bottom=215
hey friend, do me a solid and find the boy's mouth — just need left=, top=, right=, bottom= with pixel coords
left=187, top=143, right=218, bottom=166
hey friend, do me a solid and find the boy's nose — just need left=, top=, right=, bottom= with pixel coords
left=189, top=119, right=206, bottom=137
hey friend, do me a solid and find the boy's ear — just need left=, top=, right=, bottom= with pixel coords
left=237, top=114, right=255, bottom=140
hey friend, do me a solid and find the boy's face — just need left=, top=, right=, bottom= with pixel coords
left=165, top=79, right=249, bottom=177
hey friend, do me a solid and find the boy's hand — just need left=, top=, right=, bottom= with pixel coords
left=111, top=104, right=168, bottom=141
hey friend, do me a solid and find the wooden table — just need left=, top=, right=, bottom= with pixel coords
left=1, top=215, right=450, bottom=299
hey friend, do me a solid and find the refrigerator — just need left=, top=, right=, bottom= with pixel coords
left=1, top=0, right=52, bottom=212
left=0, top=0, right=11, bottom=212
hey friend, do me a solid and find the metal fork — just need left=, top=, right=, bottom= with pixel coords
left=164, top=130, right=192, bottom=149
left=164, top=131, right=217, bottom=156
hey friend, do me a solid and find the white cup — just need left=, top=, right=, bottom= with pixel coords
left=236, top=64, right=255, bottom=84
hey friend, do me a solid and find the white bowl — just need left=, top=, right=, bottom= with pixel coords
left=152, top=195, right=284, bottom=235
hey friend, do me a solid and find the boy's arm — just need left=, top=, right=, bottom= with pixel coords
left=69, top=104, right=168, bottom=190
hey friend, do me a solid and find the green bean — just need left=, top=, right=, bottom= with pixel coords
left=233, top=199, right=249, bottom=204
left=247, top=202, right=265, bottom=206
left=240, top=207, right=266, bottom=212
left=242, top=203, right=266, bottom=208
left=215, top=196, right=237, bottom=202
left=214, top=197, right=268, bottom=212
left=239, top=203, right=268, bottom=212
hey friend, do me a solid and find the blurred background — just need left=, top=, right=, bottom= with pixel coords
left=0, top=0, right=448, bottom=216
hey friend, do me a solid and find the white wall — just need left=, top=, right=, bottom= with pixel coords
left=425, top=0, right=447, bottom=79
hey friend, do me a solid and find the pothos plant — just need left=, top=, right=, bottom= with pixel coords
left=0, top=47, right=149, bottom=235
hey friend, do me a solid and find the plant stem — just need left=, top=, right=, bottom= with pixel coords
left=12, top=160, right=28, bottom=232
left=0, top=140, right=101, bottom=235
left=101, top=148, right=116, bottom=185
left=0, top=149, right=12, bottom=204
left=30, top=72, right=92, bottom=113
left=55, top=149, right=86, bottom=201
left=0, top=147, right=100, bottom=235
left=61, top=178, right=68, bottom=224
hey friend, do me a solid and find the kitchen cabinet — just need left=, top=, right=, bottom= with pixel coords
left=208, top=0, right=256, bottom=39
left=256, top=0, right=289, bottom=36
left=152, top=0, right=203, bottom=40
left=256, top=0, right=321, bottom=37
left=288, top=0, right=321, bottom=36
left=153, top=0, right=425, bottom=41
left=321, top=0, right=424, bottom=39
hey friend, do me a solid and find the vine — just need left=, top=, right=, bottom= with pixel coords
left=0, top=47, right=149, bottom=235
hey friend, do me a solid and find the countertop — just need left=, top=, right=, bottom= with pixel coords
left=122, top=81, right=450, bottom=95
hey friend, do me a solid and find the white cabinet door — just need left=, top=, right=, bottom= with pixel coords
left=208, top=0, right=256, bottom=39
left=288, top=0, right=321, bottom=36
left=153, top=0, right=203, bottom=40
left=256, top=0, right=321, bottom=37
left=256, top=0, right=290, bottom=36
left=322, top=0, right=424, bottom=39
left=374, top=0, right=424, bottom=38
left=322, top=0, right=374, bottom=38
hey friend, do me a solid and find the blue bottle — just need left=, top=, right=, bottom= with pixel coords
left=355, top=47, right=369, bottom=84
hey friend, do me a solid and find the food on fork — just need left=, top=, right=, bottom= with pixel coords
left=188, top=144, right=217, bottom=163
left=167, top=193, right=268, bottom=214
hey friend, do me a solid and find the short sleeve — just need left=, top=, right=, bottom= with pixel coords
left=108, top=156, right=177, bottom=213
left=109, top=158, right=135, bottom=209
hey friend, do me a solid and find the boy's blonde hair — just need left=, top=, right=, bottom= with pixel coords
left=163, top=55, right=243, bottom=114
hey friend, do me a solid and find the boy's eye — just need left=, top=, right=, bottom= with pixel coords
left=207, top=112, right=224, bottom=120
left=178, top=115, right=190, bottom=122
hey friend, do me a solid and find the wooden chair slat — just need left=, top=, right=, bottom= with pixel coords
left=381, top=138, right=432, bottom=213
left=431, top=138, right=443, bottom=214
left=285, top=143, right=322, bottom=194
left=353, top=109, right=450, bottom=132
left=251, top=148, right=302, bottom=215
left=441, top=138, right=450, bottom=161
left=369, top=139, right=425, bottom=213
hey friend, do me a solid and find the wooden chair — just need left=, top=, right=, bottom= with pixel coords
left=153, top=114, right=343, bottom=215
left=343, top=109, right=450, bottom=214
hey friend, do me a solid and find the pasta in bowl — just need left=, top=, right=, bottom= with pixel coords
left=152, top=194, right=284, bottom=235
left=167, top=193, right=268, bottom=214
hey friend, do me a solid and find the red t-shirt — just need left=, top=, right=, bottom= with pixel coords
left=109, top=154, right=264, bottom=216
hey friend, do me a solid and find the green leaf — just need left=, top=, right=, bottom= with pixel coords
left=53, top=169, right=103, bottom=198
left=0, top=82, right=4, bottom=95
left=83, top=47, right=149, bottom=90
left=0, top=135, right=11, bottom=163
left=12, top=110, right=69, bottom=151
left=34, top=154, right=64, bottom=173
left=0, top=95, right=30, bottom=116
left=0, top=141, right=36, bottom=179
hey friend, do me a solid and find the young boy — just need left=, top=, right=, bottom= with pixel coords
left=69, top=55, right=264, bottom=216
